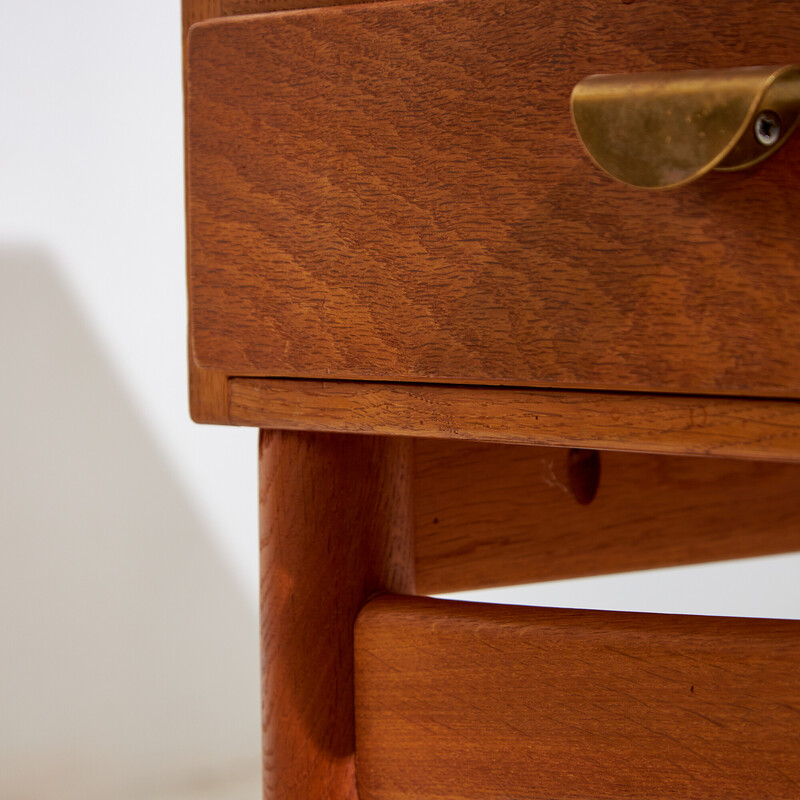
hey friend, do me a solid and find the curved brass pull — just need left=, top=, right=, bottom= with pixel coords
left=571, top=65, right=800, bottom=189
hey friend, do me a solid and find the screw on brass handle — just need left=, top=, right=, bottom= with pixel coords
left=571, top=65, right=800, bottom=189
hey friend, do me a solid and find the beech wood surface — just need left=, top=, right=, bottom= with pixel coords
left=413, top=440, right=800, bottom=593
left=230, top=377, right=800, bottom=461
left=188, top=0, right=800, bottom=396
left=259, top=431, right=415, bottom=799
left=355, top=595, right=800, bottom=800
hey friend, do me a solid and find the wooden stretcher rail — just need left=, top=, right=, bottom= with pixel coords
left=355, top=595, right=800, bottom=800
left=413, top=440, right=800, bottom=593
left=228, top=377, right=800, bottom=462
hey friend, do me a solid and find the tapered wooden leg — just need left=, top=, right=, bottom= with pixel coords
left=258, top=430, right=415, bottom=800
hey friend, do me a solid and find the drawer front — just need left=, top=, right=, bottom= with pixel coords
left=187, top=0, right=800, bottom=396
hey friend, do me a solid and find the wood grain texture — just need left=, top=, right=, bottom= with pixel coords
left=355, top=595, right=800, bottom=800
left=188, top=0, right=800, bottom=396
left=184, top=1, right=228, bottom=424
left=259, top=431, right=415, bottom=799
left=189, top=364, right=229, bottom=423
left=183, top=0, right=378, bottom=424
left=230, top=378, right=800, bottom=461
left=183, top=0, right=220, bottom=36
left=414, top=440, right=800, bottom=593
left=183, top=0, right=382, bottom=38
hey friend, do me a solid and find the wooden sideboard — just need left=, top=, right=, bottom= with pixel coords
left=183, top=1, right=800, bottom=797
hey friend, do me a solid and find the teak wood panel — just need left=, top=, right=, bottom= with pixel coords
left=229, top=377, right=800, bottom=461
left=355, top=595, right=800, bottom=800
left=183, top=0, right=379, bottom=33
left=259, top=431, right=415, bottom=799
left=184, top=1, right=232, bottom=424
left=183, top=0, right=376, bottom=423
left=188, top=0, right=800, bottom=397
left=413, top=440, right=800, bottom=593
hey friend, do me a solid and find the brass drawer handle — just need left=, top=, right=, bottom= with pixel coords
left=571, top=65, right=800, bottom=189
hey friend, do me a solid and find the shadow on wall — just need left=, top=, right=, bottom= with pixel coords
left=0, top=247, right=261, bottom=800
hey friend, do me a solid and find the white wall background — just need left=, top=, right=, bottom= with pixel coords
left=1, top=2, right=262, bottom=798
left=1, top=1, right=799, bottom=798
